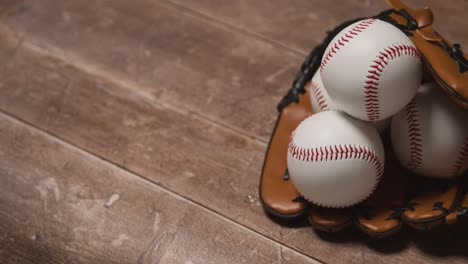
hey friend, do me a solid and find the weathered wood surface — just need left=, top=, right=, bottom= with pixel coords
left=1, top=0, right=301, bottom=141
left=0, top=26, right=467, bottom=264
left=0, top=29, right=270, bottom=245
left=4, top=0, right=467, bottom=142
left=0, top=0, right=467, bottom=263
left=0, top=0, right=17, bottom=14
left=163, top=0, right=468, bottom=54
left=0, top=113, right=317, bottom=264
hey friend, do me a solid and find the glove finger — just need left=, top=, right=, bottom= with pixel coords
left=384, top=4, right=468, bottom=108
left=445, top=198, right=467, bottom=224
left=446, top=176, right=468, bottom=224
left=308, top=206, right=353, bottom=232
left=402, top=176, right=464, bottom=230
left=355, top=208, right=402, bottom=238
left=260, top=87, right=313, bottom=221
left=355, top=143, right=409, bottom=238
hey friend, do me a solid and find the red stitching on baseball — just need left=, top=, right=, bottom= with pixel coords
left=310, top=80, right=329, bottom=111
left=288, top=139, right=383, bottom=208
left=364, top=44, right=421, bottom=121
left=288, top=142, right=383, bottom=181
left=320, top=18, right=376, bottom=72
left=404, top=99, right=423, bottom=170
left=452, top=137, right=468, bottom=175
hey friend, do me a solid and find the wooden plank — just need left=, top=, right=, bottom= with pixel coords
left=0, top=0, right=19, bottom=15
left=0, top=114, right=318, bottom=264
left=0, top=30, right=467, bottom=264
left=163, top=0, right=468, bottom=54
left=0, top=0, right=302, bottom=141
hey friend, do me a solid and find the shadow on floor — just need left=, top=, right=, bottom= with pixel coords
left=313, top=221, right=468, bottom=258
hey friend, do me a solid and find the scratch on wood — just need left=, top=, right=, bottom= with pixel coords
left=111, top=234, right=132, bottom=247
left=36, top=177, right=61, bottom=201
left=307, top=12, right=319, bottom=20
left=153, top=210, right=161, bottom=233
left=36, top=177, right=61, bottom=211
left=279, top=246, right=285, bottom=264
left=138, top=232, right=175, bottom=264
left=265, top=64, right=291, bottom=83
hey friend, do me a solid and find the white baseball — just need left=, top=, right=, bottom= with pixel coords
left=391, top=83, right=468, bottom=178
left=287, top=111, right=385, bottom=207
left=309, top=70, right=340, bottom=112
left=308, top=71, right=391, bottom=133
left=320, top=18, right=422, bottom=122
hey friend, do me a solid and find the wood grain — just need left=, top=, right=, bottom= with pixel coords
left=0, top=0, right=302, bottom=141
left=4, top=0, right=466, bottom=140
left=0, top=27, right=467, bottom=263
left=163, top=0, right=468, bottom=54
left=0, top=113, right=317, bottom=264
left=0, top=0, right=19, bottom=15
left=0, top=30, right=271, bottom=242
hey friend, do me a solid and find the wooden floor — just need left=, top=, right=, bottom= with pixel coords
left=0, top=0, right=467, bottom=263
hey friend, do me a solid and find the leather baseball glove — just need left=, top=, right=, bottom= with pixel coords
left=259, top=0, right=467, bottom=238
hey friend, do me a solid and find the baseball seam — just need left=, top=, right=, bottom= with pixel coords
left=365, top=44, right=421, bottom=121
left=452, top=137, right=468, bottom=175
left=288, top=139, right=383, bottom=207
left=404, top=99, right=423, bottom=170
left=310, top=80, right=329, bottom=111
left=320, top=18, right=376, bottom=72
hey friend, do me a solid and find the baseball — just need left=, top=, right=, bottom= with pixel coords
left=391, top=83, right=468, bottom=178
left=320, top=18, right=422, bottom=122
left=287, top=111, right=385, bottom=207
left=309, top=70, right=340, bottom=113
left=308, top=71, right=391, bottom=133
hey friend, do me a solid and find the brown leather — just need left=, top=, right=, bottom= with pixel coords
left=356, top=209, right=401, bottom=238
left=259, top=84, right=313, bottom=217
left=404, top=218, right=445, bottom=231
left=387, top=0, right=434, bottom=28
left=386, top=0, right=433, bottom=27
left=416, top=27, right=441, bottom=42
left=401, top=178, right=463, bottom=230
left=309, top=207, right=352, bottom=232
left=446, top=193, right=468, bottom=224
left=413, top=8, right=433, bottom=28
left=355, top=144, right=409, bottom=237
left=446, top=210, right=459, bottom=225
left=387, top=0, right=468, bottom=108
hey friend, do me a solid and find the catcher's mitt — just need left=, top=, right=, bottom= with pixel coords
left=259, top=0, right=468, bottom=238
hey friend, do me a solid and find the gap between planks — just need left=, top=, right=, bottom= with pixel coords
left=1, top=0, right=312, bottom=144
left=0, top=24, right=274, bottom=146
left=0, top=85, right=324, bottom=264
left=159, top=0, right=308, bottom=58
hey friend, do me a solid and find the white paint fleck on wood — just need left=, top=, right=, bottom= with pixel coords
left=105, top=193, right=120, bottom=207
left=111, top=234, right=132, bottom=247
left=36, top=177, right=61, bottom=211
left=153, top=210, right=161, bottom=233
